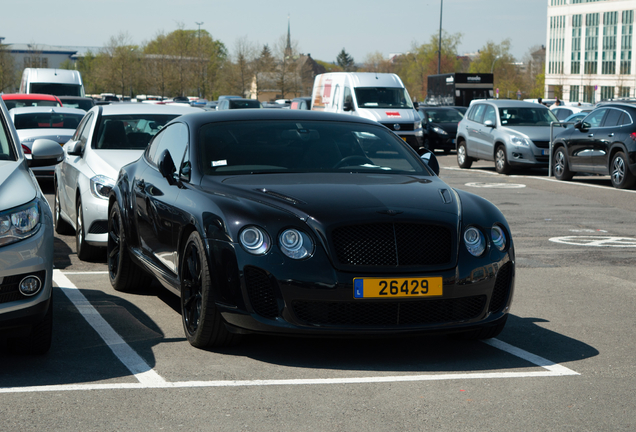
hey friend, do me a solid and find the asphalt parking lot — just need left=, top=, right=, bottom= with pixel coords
left=1, top=153, right=635, bottom=431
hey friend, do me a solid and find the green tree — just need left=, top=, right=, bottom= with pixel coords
left=469, top=39, right=522, bottom=99
left=0, top=43, right=16, bottom=92
left=336, top=48, right=356, bottom=71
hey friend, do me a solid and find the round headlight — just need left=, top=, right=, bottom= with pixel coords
left=279, top=229, right=314, bottom=260
left=464, top=227, right=486, bottom=257
left=491, top=225, right=506, bottom=251
left=239, top=226, right=270, bottom=255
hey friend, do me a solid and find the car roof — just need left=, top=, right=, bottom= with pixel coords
left=95, top=103, right=200, bottom=115
left=1, top=93, right=61, bottom=101
left=9, top=106, right=86, bottom=115
left=471, top=99, right=548, bottom=109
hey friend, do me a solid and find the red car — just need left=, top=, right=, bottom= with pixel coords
left=1, top=93, right=63, bottom=110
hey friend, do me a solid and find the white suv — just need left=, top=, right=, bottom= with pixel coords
left=455, top=100, right=558, bottom=174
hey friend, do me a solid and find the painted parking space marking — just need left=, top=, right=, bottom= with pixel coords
left=549, top=236, right=636, bottom=247
left=0, top=271, right=579, bottom=394
left=465, top=182, right=526, bottom=189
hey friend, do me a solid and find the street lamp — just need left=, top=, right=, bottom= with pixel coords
left=437, top=0, right=443, bottom=74
left=491, top=55, right=501, bottom=73
left=196, top=22, right=204, bottom=98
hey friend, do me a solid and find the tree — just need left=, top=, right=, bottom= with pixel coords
left=225, top=36, right=256, bottom=97
left=94, top=33, right=140, bottom=97
left=0, top=43, right=16, bottom=93
left=336, top=49, right=356, bottom=71
left=274, top=34, right=300, bottom=99
left=469, top=39, right=522, bottom=99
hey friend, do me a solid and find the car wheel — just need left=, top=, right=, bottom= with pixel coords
left=54, top=180, right=73, bottom=235
left=76, top=198, right=100, bottom=261
left=7, top=297, right=53, bottom=355
left=181, top=231, right=239, bottom=348
left=495, top=145, right=511, bottom=174
left=610, top=151, right=636, bottom=189
left=108, top=201, right=153, bottom=292
left=553, top=147, right=574, bottom=181
left=456, top=141, right=473, bottom=168
left=448, top=314, right=508, bottom=341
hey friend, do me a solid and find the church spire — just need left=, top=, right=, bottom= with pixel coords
left=285, top=14, right=292, bottom=58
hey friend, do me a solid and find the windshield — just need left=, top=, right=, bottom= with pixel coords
left=13, top=112, right=84, bottom=130
left=30, top=83, right=82, bottom=97
left=199, top=120, right=429, bottom=176
left=499, top=107, right=558, bottom=126
left=421, top=109, right=464, bottom=123
left=93, top=114, right=180, bottom=150
left=354, top=87, right=414, bottom=109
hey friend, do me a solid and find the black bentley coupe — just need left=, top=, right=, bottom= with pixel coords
left=107, top=109, right=515, bottom=348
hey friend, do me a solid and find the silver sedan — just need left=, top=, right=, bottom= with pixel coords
left=54, top=103, right=199, bottom=261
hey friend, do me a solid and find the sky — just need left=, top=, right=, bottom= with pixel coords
left=3, top=0, right=548, bottom=63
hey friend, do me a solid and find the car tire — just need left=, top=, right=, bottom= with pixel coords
left=108, top=201, right=153, bottom=292
left=7, top=297, right=53, bottom=355
left=76, top=198, right=100, bottom=261
left=553, top=146, right=574, bottom=181
left=54, top=180, right=73, bottom=235
left=457, top=141, right=473, bottom=169
left=181, top=231, right=239, bottom=348
left=495, top=145, right=511, bottom=174
left=448, top=314, right=508, bottom=341
left=610, top=151, right=636, bottom=189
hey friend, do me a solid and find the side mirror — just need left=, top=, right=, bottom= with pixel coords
left=484, top=120, right=496, bottom=128
left=158, top=149, right=177, bottom=185
left=28, top=139, right=64, bottom=167
left=420, top=149, right=440, bottom=176
left=67, top=140, right=83, bottom=156
left=413, top=102, right=419, bottom=109
left=343, top=100, right=354, bottom=112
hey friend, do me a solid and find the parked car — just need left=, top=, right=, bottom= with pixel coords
left=1, top=93, right=63, bottom=110
left=551, top=103, right=636, bottom=189
left=551, top=105, right=593, bottom=121
left=417, top=106, right=464, bottom=153
left=216, top=98, right=262, bottom=110
left=54, top=103, right=200, bottom=261
left=560, top=112, right=590, bottom=128
left=456, top=100, right=559, bottom=174
left=107, top=109, right=515, bottom=349
left=58, top=96, right=96, bottom=111
left=9, top=106, right=86, bottom=177
left=290, top=97, right=312, bottom=110
left=0, top=98, right=64, bottom=354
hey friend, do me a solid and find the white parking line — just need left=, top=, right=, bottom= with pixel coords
left=0, top=271, right=579, bottom=394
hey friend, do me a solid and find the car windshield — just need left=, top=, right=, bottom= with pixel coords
left=199, top=120, right=429, bottom=176
left=4, top=100, right=60, bottom=110
left=93, top=114, right=180, bottom=150
left=13, top=112, right=84, bottom=130
left=30, top=83, right=82, bottom=97
left=422, top=109, right=463, bottom=123
left=499, top=107, right=558, bottom=126
left=0, top=118, right=16, bottom=161
left=354, top=87, right=414, bottom=109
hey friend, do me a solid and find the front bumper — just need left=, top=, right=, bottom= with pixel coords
left=80, top=186, right=109, bottom=246
left=507, top=143, right=549, bottom=167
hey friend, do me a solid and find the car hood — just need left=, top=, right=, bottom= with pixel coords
left=356, top=108, right=418, bottom=124
left=208, top=173, right=460, bottom=225
left=17, top=128, right=76, bottom=145
left=500, top=126, right=552, bottom=141
left=86, top=149, right=145, bottom=180
left=0, top=161, right=37, bottom=210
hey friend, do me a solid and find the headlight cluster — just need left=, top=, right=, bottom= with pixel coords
left=414, top=120, right=422, bottom=130
left=463, top=224, right=508, bottom=257
left=239, top=226, right=314, bottom=260
left=432, top=126, right=448, bottom=135
left=90, top=175, right=116, bottom=200
left=510, top=135, right=530, bottom=147
left=0, top=199, right=41, bottom=247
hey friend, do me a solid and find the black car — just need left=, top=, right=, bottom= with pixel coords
left=216, top=98, right=262, bottom=110
left=552, top=103, right=636, bottom=189
left=107, top=110, right=515, bottom=348
left=290, top=97, right=312, bottom=110
left=58, top=96, right=96, bottom=111
left=417, top=106, right=464, bottom=153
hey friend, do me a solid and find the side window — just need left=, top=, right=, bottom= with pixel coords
left=78, top=112, right=94, bottom=152
left=483, top=105, right=497, bottom=124
left=584, top=109, right=607, bottom=128
left=620, top=112, right=633, bottom=126
left=73, top=112, right=91, bottom=141
left=555, top=109, right=572, bottom=121
left=147, top=123, right=189, bottom=173
left=469, top=104, right=486, bottom=123
left=602, top=109, right=623, bottom=127
left=343, top=86, right=353, bottom=105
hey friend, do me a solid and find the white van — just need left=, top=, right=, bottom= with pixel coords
left=19, top=68, right=85, bottom=97
left=311, top=72, right=424, bottom=152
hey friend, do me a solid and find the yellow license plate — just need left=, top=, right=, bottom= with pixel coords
left=353, top=277, right=443, bottom=299
left=402, top=137, right=407, bottom=141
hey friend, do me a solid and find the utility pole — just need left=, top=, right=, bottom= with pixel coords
left=196, top=22, right=204, bottom=98
left=438, top=0, right=443, bottom=74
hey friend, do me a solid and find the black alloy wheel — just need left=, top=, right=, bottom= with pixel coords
left=54, top=179, right=73, bottom=235
left=495, top=145, right=511, bottom=174
left=108, top=202, right=152, bottom=292
left=456, top=141, right=473, bottom=168
left=180, top=231, right=238, bottom=348
left=76, top=198, right=99, bottom=261
left=553, top=147, right=574, bottom=181
left=610, top=151, right=636, bottom=189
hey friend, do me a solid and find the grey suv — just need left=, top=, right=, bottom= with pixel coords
left=456, top=100, right=558, bottom=174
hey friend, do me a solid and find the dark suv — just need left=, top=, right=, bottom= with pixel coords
left=552, top=103, right=636, bottom=189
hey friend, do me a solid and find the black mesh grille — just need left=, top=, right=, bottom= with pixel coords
left=380, top=123, right=415, bottom=131
left=532, top=141, right=550, bottom=149
left=0, top=271, right=46, bottom=304
left=292, top=296, right=486, bottom=327
left=332, top=223, right=452, bottom=267
left=244, top=266, right=278, bottom=319
left=489, top=262, right=513, bottom=313
left=88, top=220, right=109, bottom=234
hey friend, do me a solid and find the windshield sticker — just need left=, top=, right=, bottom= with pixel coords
left=386, top=111, right=401, bottom=117
left=212, top=160, right=228, bottom=167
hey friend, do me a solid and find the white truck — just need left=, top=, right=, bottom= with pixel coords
left=311, top=72, right=424, bottom=152
left=19, top=68, right=85, bottom=97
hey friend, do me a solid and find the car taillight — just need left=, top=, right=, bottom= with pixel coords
left=630, top=132, right=636, bottom=141
left=21, top=144, right=31, bottom=154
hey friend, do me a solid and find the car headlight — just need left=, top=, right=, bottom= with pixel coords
left=432, top=126, right=448, bottom=135
left=90, top=175, right=116, bottom=200
left=414, top=120, right=422, bottom=130
left=463, top=226, right=486, bottom=257
left=491, top=225, right=507, bottom=251
left=239, top=226, right=270, bottom=255
left=510, top=136, right=530, bottom=147
left=0, top=199, right=41, bottom=247
left=279, top=229, right=314, bottom=259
